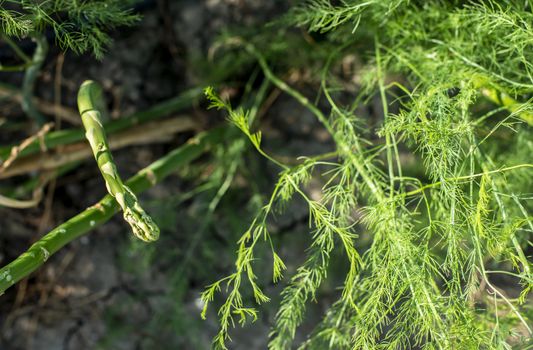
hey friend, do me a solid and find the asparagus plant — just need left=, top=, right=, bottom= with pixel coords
left=0, top=125, right=226, bottom=294
left=199, top=1, right=533, bottom=349
left=77, top=80, right=160, bottom=242
left=1, top=1, right=531, bottom=349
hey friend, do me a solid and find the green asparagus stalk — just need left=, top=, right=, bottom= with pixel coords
left=77, top=80, right=159, bottom=242
left=0, top=126, right=226, bottom=294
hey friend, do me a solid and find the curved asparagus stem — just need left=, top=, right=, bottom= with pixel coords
left=77, top=80, right=159, bottom=242
left=21, top=33, right=48, bottom=125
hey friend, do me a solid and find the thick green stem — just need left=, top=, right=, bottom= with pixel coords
left=21, top=34, right=48, bottom=125
left=78, top=80, right=159, bottom=242
left=0, top=127, right=226, bottom=294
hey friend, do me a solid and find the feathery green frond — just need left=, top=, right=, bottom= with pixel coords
left=201, top=1, right=533, bottom=348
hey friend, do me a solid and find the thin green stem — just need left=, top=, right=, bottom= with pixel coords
left=1, top=33, right=31, bottom=63
left=244, top=43, right=334, bottom=135
left=375, top=37, right=400, bottom=199
left=0, top=62, right=32, bottom=72
left=21, top=33, right=48, bottom=125
left=401, top=164, right=533, bottom=198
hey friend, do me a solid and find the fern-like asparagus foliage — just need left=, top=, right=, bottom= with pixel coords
left=0, top=0, right=139, bottom=58
left=202, top=1, right=533, bottom=349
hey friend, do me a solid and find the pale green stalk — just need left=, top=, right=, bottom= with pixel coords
left=77, top=80, right=159, bottom=242
left=480, top=86, right=533, bottom=126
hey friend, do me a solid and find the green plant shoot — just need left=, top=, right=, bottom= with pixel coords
left=77, top=80, right=159, bottom=242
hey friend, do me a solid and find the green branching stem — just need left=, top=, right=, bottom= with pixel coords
left=0, top=127, right=226, bottom=294
left=77, top=80, right=159, bottom=242
left=244, top=42, right=385, bottom=202
left=203, top=69, right=364, bottom=349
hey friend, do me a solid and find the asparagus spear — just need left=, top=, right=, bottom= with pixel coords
left=77, top=80, right=159, bottom=242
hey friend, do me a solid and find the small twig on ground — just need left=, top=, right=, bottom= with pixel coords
left=0, top=190, right=43, bottom=209
left=0, top=122, right=54, bottom=172
left=53, top=53, right=65, bottom=130
left=257, top=87, right=281, bottom=120
left=0, top=84, right=80, bottom=125
left=38, top=52, right=67, bottom=230
left=0, top=168, right=59, bottom=209
left=0, top=116, right=198, bottom=179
